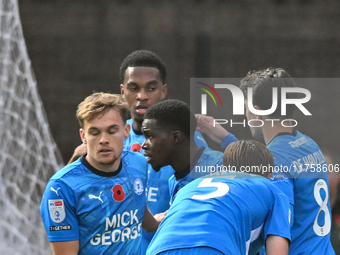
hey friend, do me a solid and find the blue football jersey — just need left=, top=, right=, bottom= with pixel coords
left=124, top=119, right=146, bottom=153
left=147, top=172, right=291, bottom=255
left=194, top=130, right=209, bottom=148
left=168, top=147, right=223, bottom=204
left=124, top=120, right=174, bottom=214
left=124, top=119, right=210, bottom=254
left=268, top=130, right=335, bottom=254
left=219, top=132, right=238, bottom=148
left=40, top=151, right=148, bottom=255
left=124, top=120, right=174, bottom=254
left=141, top=165, right=174, bottom=253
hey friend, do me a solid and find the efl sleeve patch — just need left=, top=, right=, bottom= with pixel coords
left=48, top=199, right=66, bottom=223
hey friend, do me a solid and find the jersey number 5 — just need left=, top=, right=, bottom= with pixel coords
left=191, top=178, right=230, bottom=200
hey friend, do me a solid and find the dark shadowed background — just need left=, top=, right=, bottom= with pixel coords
left=19, top=0, right=340, bottom=164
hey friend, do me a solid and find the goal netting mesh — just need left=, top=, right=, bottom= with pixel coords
left=0, top=0, right=64, bottom=254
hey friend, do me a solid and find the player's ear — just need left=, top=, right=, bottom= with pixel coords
left=124, top=123, right=131, bottom=139
left=267, top=173, right=272, bottom=180
left=120, top=84, right=125, bottom=96
left=160, top=84, right=167, bottom=100
left=172, top=130, right=180, bottom=144
left=253, top=105, right=264, bottom=119
left=79, top=129, right=86, bottom=143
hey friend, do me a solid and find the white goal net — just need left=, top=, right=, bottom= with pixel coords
left=0, top=0, right=64, bottom=254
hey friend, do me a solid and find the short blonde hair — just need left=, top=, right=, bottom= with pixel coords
left=76, top=92, right=129, bottom=129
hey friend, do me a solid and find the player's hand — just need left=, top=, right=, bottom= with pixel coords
left=154, top=210, right=168, bottom=225
left=196, top=114, right=229, bottom=144
left=67, top=143, right=87, bottom=164
left=142, top=206, right=166, bottom=232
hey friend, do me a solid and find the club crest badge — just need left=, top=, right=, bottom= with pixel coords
left=48, top=199, right=66, bottom=223
left=134, top=178, right=144, bottom=195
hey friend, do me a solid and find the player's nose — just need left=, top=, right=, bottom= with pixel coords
left=99, top=133, right=109, bottom=144
left=137, top=89, right=148, bottom=101
left=141, top=140, right=147, bottom=149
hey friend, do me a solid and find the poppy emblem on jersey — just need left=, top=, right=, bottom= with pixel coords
left=134, top=178, right=144, bottom=195
left=112, top=184, right=125, bottom=202
left=48, top=199, right=66, bottom=223
left=131, top=143, right=142, bottom=153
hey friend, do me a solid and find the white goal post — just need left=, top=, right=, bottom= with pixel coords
left=0, top=0, right=64, bottom=254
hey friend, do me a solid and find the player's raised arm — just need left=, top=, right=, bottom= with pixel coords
left=67, top=143, right=87, bottom=164
left=195, top=114, right=238, bottom=149
left=195, top=114, right=229, bottom=144
left=265, top=235, right=289, bottom=255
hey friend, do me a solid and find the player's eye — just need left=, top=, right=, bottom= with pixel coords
left=144, top=134, right=152, bottom=141
left=128, top=85, right=138, bottom=92
left=108, top=128, right=118, bottom=134
left=89, top=131, right=99, bottom=136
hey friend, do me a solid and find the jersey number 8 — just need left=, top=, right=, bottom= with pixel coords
left=313, top=179, right=331, bottom=236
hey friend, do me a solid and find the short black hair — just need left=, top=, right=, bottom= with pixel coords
left=119, top=50, right=166, bottom=84
left=144, top=99, right=196, bottom=139
left=240, top=67, right=297, bottom=118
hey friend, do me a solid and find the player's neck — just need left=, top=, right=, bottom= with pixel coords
left=85, top=155, right=122, bottom=173
left=172, top=142, right=199, bottom=180
left=262, top=121, right=294, bottom=145
left=132, top=119, right=143, bottom=133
